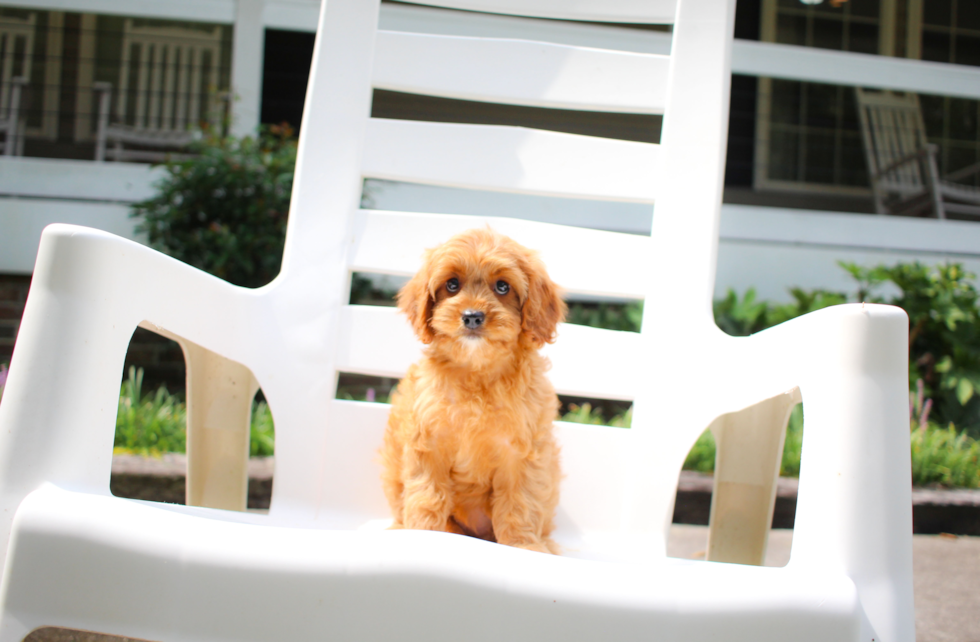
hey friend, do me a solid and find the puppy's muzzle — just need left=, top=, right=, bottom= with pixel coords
left=462, top=310, right=485, bottom=330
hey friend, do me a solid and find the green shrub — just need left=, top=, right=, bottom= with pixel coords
left=131, top=126, right=297, bottom=288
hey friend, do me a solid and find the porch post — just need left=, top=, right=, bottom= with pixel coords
left=230, top=0, right=266, bottom=137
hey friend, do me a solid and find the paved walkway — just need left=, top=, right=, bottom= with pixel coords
left=669, top=525, right=980, bottom=642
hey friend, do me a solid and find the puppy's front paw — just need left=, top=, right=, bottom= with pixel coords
left=403, top=510, right=450, bottom=532
left=508, top=538, right=560, bottom=555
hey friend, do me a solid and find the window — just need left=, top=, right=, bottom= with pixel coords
left=754, top=0, right=892, bottom=194
left=915, top=0, right=980, bottom=178
left=5, top=10, right=231, bottom=161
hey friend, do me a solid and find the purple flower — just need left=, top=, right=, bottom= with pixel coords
left=365, top=388, right=375, bottom=403
left=0, top=364, right=7, bottom=389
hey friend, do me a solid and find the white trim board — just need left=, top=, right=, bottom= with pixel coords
left=0, top=157, right=162, bottom=203
left=720, top=205, right=980, bottom=259
left=0, top=198, right=140, bottom=274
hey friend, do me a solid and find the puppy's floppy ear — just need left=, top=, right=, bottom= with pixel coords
left=520, top=254, right=567, bottom=348
left=397, top=258, right=436, bottom=344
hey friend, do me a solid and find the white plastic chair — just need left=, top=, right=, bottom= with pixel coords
left=0, top=0, right=914, bottom=640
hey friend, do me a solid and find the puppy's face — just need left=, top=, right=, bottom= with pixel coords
left=398, top=229, right=566, bottom=366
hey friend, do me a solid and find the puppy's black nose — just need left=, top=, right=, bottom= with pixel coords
left=462, top=310, right=485, bottom=329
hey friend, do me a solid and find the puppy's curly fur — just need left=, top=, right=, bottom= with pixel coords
left=382, top=228, right=567, bottom=554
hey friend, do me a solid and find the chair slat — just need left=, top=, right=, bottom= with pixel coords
left=337, top=305, right=641, bottom=401
left=363, top=118, right=659, bottom=203
left=374, top=31, right=669, bottom=114
left=350, top=210, right=651, bottom=299
left=400, top=0, right=678, bottom=23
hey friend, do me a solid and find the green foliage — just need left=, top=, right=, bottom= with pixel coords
left=683, top=429, right=717, bottom=473
left=114, top=366, right=187, bottom=456
left=250, top=401, right=276, bottom=457
left=561, top=403, right=632, bottom=428
left=713, top=287, right=846, bottom=336
left=131, top=125, right=297, bottom=288
left=781, top=404, right=805, bottom=477
left=114, top=367, right=274, bottom=457
left=910, top=422, right=980, bottom=488
left=565, top=301, right=643, bottom=333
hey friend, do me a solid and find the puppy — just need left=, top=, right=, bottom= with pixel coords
left=381, top=228, right=567, bottom=554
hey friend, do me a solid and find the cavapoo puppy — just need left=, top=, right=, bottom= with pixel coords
left=381, top=228, right=567, bottom=554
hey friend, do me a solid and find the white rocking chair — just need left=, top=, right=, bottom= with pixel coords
left=0, top=1, right=914, bottom=641
left=856, top=87, right=980, bottom=220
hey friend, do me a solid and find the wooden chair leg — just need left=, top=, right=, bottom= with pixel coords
left=706, top=387, right=801, bottom=566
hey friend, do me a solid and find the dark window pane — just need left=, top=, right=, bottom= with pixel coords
left=840, top=132, right=870, bottom=186
left=777, top=0, right=799, bottom=9
left=955, top=35, right=980, bottom=67
left=771, top=79, right=802, bottom=125
left=923, top=0, right=952, bottom=26
left=960, top=0, right=980, bottom=30
left=769, top=128, right=800, bottom=181
left=805, top=83, right=840, bottom=129
left=841, top=87, right=861, bottom=129
left=945, top=144, right=978, bottom=176
left=776, top=14, right=806, bottom=46
left=921, top=31, right=951, bottom=63
left=804, top=131, right=837, bottom=183
left=812, top=18, right=844, bottom=50
left=848, top=23, right=879, bottom=54
left=947, top=98, right=978, bottom=141
left=848, top=0, right=879, bottom=18
left=919, top=94, right=947, bottom=139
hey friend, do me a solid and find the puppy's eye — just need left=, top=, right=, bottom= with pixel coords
left=446, top=278, right=460, bottom=293
left=495, top=280, right=510, bottom=295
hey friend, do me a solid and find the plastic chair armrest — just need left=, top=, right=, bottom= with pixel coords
left=0, top=225, right=264, bottom=557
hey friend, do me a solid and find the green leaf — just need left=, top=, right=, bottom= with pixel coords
left=957, top=378, right=975, bottom=406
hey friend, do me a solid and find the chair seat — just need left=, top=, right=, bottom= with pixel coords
left=1, top=485, right=862, bottom=642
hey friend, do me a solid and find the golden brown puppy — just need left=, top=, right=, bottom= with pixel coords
left=381, top=228, right=567, bottom=554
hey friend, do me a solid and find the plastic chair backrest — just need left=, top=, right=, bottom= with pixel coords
left=259, top=0, right=735, bottom=551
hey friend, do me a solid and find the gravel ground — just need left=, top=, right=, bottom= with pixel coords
left=23, top=526, right=979, bottom=642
